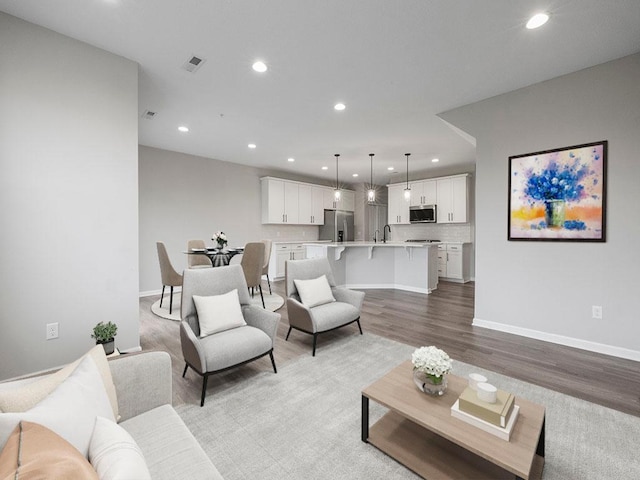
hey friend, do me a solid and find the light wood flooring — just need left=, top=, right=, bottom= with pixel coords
left=139, top=279, right=640, bottom=417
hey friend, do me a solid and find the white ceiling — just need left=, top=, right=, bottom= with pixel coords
left=2, top=0, right=639, bottom=184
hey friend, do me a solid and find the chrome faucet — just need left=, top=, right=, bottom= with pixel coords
left=374, top=230, right=380, bottom=242
left=383, top=224, right=391, bottom=243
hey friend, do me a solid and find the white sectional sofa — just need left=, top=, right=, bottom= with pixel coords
left=0, top=350, right=222, bottom=479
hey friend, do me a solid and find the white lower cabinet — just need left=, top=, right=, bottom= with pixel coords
left=436, top=243, right=471, bottom=283
left=271, top=243, right=306, bottom=279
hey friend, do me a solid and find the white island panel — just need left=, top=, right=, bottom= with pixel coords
left=304, top=242, right=438, bottom=294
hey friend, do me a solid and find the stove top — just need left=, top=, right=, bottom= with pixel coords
left=406, top=239, right=440, bottom=243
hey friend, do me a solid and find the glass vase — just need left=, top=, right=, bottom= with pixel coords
left=413, top=369, right=447, bottom=396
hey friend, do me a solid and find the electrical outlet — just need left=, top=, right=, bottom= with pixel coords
left=46, top=322, right=59, bottom=340
left=592, top=306, right=603, bottom=319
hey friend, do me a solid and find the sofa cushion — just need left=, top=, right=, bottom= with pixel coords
left=309, top=301, right=360, bottom=332
left=89, top=416, right=151, bottom=480
left=0, top=354, right=114, bottom=457
left=294, top=275, right=336, bottom=308
left=200, top=325, right=272, bottom=371
left=0, top=421, right=99, bottom=479
left=120, top=404, right=222, bottom=480
left=194, top=289, right=247, bottom=337
left=0, top=345, right=119, bottom=420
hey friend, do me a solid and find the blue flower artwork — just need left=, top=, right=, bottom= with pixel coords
left=508, top=141, right=607, bottom=241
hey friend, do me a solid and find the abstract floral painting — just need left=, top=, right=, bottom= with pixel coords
left=508, top=141, right=607, bottom=241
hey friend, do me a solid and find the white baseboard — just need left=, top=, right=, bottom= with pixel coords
left=473, top=318, right=640, bottom=362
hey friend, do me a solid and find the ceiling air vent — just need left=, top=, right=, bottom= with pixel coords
left=182, top=55, right=206, bottom=73
left=142, top=110, right=156, bottom=120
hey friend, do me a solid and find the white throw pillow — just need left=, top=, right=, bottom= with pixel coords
left=294, top=275, right=336, bottom=308
left=0, top=355, right=115, bottom=457
left=194, top=289, right=247, bottom=338
left=89, top=416, right=151, bottom=480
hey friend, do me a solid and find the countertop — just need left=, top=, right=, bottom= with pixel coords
left=304, top=241, right=441, bottom=247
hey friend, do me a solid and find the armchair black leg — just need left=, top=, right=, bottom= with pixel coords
left=201, top=375, right=209, bottom=407
left=269, top=351, right=277, bottom=373
left=312, top=334, right=318, bottom=356
left=169, top=286, right=174, bottom=314
left=356, top=319, right=363, bottom=335
left=285, top=326, right=292, bottom=341
left=182, top=363, right=188, bottom=377
left=267, top=274, right=272, bottom=294
left=259, top=284, right=265, bottom=309
left=160, top=285, right=166, bottom=308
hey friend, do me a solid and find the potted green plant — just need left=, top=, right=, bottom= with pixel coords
left=91, top=321, right=118, bottom=355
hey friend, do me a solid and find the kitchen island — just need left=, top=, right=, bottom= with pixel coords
left=304, top=242, right=439, bottom=294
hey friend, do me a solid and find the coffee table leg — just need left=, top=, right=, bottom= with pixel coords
left=536, top=416, right=546, bottom=457
left=361, top=395, right=369, bottom=442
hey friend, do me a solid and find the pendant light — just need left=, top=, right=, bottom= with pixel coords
left=334, top=154, right=341, bottom=201
left=367, top=153, right=376, bottom=203
left=403, top=153, right=411, bottom=201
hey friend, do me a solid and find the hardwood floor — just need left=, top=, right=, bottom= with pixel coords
left=139, top=279, right=640, bottom=417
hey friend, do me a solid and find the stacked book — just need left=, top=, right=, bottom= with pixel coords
left=450, top=387, right=519, bottom=441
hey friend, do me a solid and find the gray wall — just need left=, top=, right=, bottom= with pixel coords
left=139, top=146, right=333, bottom=293
left=440, top=53, right=640, bottom=359
left=0, top=14, right=140, bottom=379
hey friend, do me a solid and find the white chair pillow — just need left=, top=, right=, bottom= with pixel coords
left=194, top=289, right=247, bottom=337
left=294, top=275, right=336, bottom=308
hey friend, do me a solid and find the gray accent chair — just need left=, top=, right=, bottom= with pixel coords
left=156, top=242, right=183, bottom=315
left=180, top=265, right=280, bottom=406
left=285, top=257, right=365, bottom=356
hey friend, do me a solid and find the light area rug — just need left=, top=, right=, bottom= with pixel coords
left=150, top=291, right=284, bottom=321
left=176, top=333, right=640, bottom=480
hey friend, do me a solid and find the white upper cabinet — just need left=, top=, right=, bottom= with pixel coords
left=323, top=187, right=355, bottom=212
left=436, top=174, right=468, bottom=223
left=262, top=177, right=352, bottom=224
left=409, top=179, right=437, bottom=206
left=387, top=184, right=410, bottom=224
left=298, top=184, right=326, bottom=224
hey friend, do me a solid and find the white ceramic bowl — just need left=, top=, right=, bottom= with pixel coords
left=468, top=373, right=488, bottom=391
left=476, top=382, right=497, bottom=403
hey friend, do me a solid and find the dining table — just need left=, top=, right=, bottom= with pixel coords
left=184, top=247, right=244, bottom=267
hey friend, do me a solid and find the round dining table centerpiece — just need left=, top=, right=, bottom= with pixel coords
left=212, top=231, right=228, bottom=250
left=411, top=345, right=452, bottom=396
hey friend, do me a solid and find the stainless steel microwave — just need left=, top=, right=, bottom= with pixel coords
left=409, top=204, right=436, bottom=223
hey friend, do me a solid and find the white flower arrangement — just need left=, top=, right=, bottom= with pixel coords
left=212, top=231, right=228, bottom=247
left=411, top=346, right=452, bottom=379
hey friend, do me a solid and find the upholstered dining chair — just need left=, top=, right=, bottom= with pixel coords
left=156, top=242, right=183, bottom=315
left=187, top=239, right=213, bottom=269
left=180, top=265, right=280, bottom=406
left=241, top=242, right=266, bottom=308
left=285, top=257, right=365, bottom=356
left=261, top=239, right=273, bottom=294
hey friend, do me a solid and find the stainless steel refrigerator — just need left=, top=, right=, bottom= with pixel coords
left=319, top=209, right=354, bottom=242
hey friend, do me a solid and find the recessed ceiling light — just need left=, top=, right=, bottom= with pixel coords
left=178, top=126, right=189, bottom=133
left=287, top=158, right=295, bottom=162
left=248, top=143, right=256, bottom=149
left=526, top=12, right=549, bottom=29
left=432, top=158, right=440, bottom=163
left=387, top=166, right=394, bottom=171
left=334, top=103, right=346, bottom=111
left=322, top=166, right=328, bottom=170
left=252, top=61, right=267, bottom=73
left=352, top=174, right=358, bottom=178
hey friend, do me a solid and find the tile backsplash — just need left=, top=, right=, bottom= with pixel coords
left=390, top=224, right=474, bottom=243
